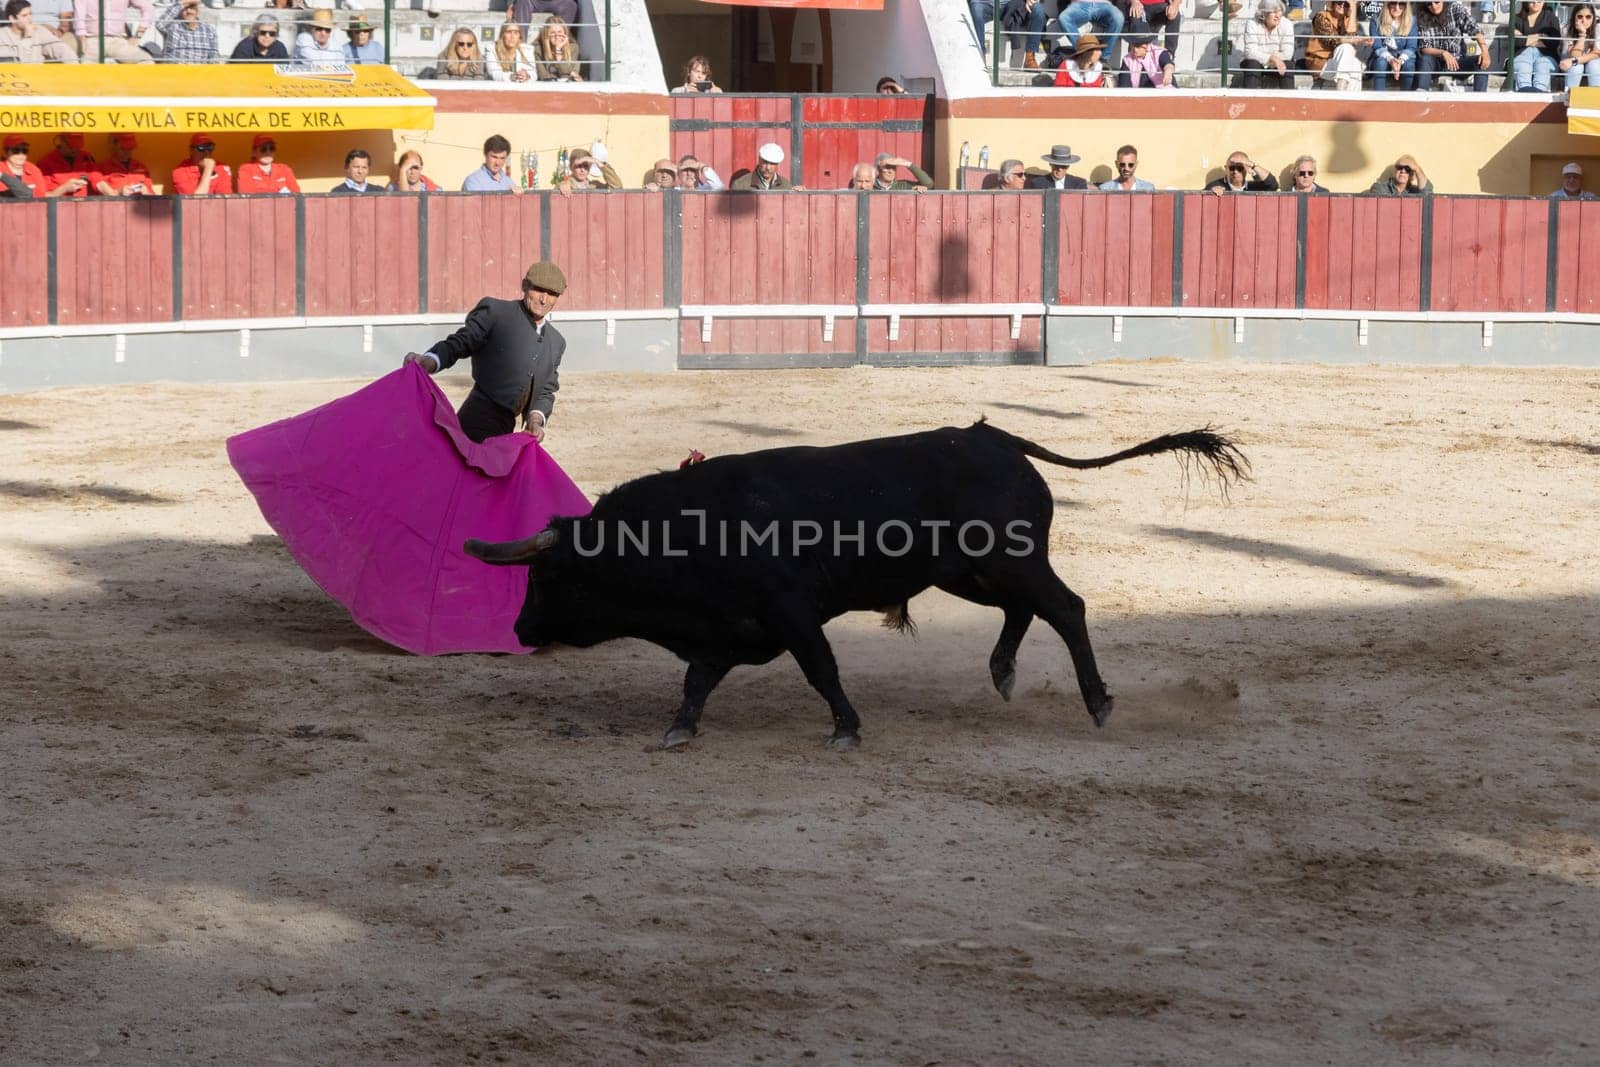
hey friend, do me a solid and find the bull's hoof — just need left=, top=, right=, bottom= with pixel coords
left=1088, top=694, right=1115, bottom=729
left=991, top=662, right=1016, bottom=702
left=661, top=726, right=697, bottom=750
left=826, top=730, right=861, bottom=750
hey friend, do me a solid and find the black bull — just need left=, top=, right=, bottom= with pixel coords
left=465, top=422, right=1248, bottom=749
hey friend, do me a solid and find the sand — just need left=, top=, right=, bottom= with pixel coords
left=2, top=362, right=1598, bottom=1065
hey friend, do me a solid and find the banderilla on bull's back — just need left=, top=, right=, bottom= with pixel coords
left=466, top=421, right=1250, bottom=750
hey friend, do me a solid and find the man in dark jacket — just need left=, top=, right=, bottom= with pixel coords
left=229, top=12, right=288, bottom=63
left=1024, top=145, right=1088, bottom=190
left=404, top=261, right=567, bottom=443
left=1205, top=151, right=1280, bottom=195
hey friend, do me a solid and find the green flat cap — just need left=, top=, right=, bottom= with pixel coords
left=523, top=261, right=567, bottom=295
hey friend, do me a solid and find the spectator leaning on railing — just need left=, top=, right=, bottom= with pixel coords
left=1551, top=162, right=1596, bottom=200
left=230, top=12, right=286, bottom=62
left=157, top=0, right=219, bottom=63
left=389, top=150, right=441, bottom=193
left=1369, top=154, right=1432, bottom=194
left=462, top=134, right=521, bottom=194
left=0, top=0, right=78, bottom=61
left=72, top=0, right=154, bottom=62
left=1099, top=145, right=1156, bottom=191
left=488, top=12, right=536, bottom=81
left=433, top=26, right=487, bottom=79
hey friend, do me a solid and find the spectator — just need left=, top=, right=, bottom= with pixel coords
left=236, top=134, right=298, bottom=194
left=1550, top=161, right=1597, bottom=199
left=1112, top=0, right=1180, bottom=56
left=997, top=158, right=1027, bottom=189
left=1099, top=145, right=1156, bottom=190
left=1207, top=151, right=1279, bottom=193
left=1025, top=144, right=1089, bottom=188
left=876, top=75, right=906, bottom=93
left=847, top=162, right=875, bottom=189
left=1306, top=0, right=1367, bottom=89
left=872, top=152, right=933, bottom=190
left=156, top=0, right=219, bottom=62
left=343, top=16, right=381, bottom=63
left=0, top=0, right=78, bottom=61
left=229, top=12, right=286, bottom=61
left=1118, top=23, right=1175, bottom=86
left=18, top=0, right=77, bottom=57
left=70, top=0, right=154, bottom=63
left=328, top=148, right=381, bottom=194
left=433, top=27, right=486, bottom=79
left=1056, top=0, right=1124, bottom=55
left=170, top=133, right=232, bottom=195
left=1562, top=4, right=1600, bottom=89
left=1368, top=154, right=1432, bottom=194
left=95, top=133, right=153, bottom=195
left=512, top=0, right=577, bottom=29
left=1367, top=0, right=1417, bottom=89
left=462, top=134, right=521, bottom=194
left=388, top=149, right=441, bottom=192
left=1053, top=31, right=1110, bottom=85
left=37, top=132, right=95, bottom=196
left=731, top=142, right=798, bottom=190
left=675, top=154, right=724, bottom=190
left=488, top=13, right=535, bottom=81
left=533, top=15, right=581, bottom=80
left=1512, top=0, right=1562, bottom=91
left=294, top=7, right=341, bottom=62
left=994, top=0, right=1047, bottom=70
left=672, top=54, right=722, bottom=93
left=1415, top=0, right=1491, bottom=92
left=1239, top=0, right=1296, bottom=88
left=0, top=135, right=52, bottom=197
left=645, top=158, right=678, bottom=190
left=1288, top=154, right=1329, bottom=192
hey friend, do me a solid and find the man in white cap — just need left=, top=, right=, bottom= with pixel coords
left=732, top=142, right=801, bottom=190
left=1550, top=163, right=1596, bottom=201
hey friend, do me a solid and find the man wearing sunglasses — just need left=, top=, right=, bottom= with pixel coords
left=229, top=13, right=287, bottom=62
left=170, top=132, right=232, bottom=196
left=237, top=134, right=299, bottom=194
left=1098, top=144, right=1155, bottom=191
left=403, top=261, right=569, bottom=444
left=1288, top=154, right=1328, bottom=193
left=1205, top=150, right=1278, bottom=195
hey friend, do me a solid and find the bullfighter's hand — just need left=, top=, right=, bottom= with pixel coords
left=526, top=411, right=547, bottom=442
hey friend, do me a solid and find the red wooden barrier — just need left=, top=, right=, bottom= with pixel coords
left=1059, top=193, right=1175, bottom=308
left=1554, top=200, right=1600, bottom=314
left=425, top=194, right=542, bottom=314
left=865, top=192, right=1042, bottom=358
left=179, top=196, right=298, bottom=321
left=304, top=195, right=418, bottom=317
left=1429, top=197, right=1547, bottom=313
left=55, top=199, right=175, bottom=326
left=0, top=202, right=51, bottom=327
left=548, top=191, right=665, bottom=311
left=1181, top=194, right=1301, bottom=309
left=799, top=95, right=929, bottom=191
left=1301, top=196, right=1423, bottom=312
left=670, top=96, right=794, bottom=193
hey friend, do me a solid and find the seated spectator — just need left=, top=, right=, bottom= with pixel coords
left=1025, top=144, right=1088, bottom=188
left=462, top=134, right=521, bottom=194
left=230, top=12, right=286, bottom=62
left=1551, top=161, right=1597, bottom=200
left=329, top=148, right=382, bottom=195
left=69, top=0, right=155, bottom=63
left=95, top=133, right=153, bottom=196
left=731, top=142, right=800, bottom=190
left=294, top=7, right=342, bottom=63
left=672, top=54, right=722, bottom=93
left=1099, top=145, right=1155, bottom=190
left=1306, top=0, right=1368, bottom=89
left=872, top=152, right=933, bottom=190
left=0, top=135, right=51, bottom=197
left=236, top=134, right=299, bottom=194
left=1207, top=151, right=1280, bottom=193
left=997, top=159, right=1027, bottom=189
left=847, top=162, right=874, bottom=189
left=388, top=150, right=441, bottom=193
left=1562, top=4, right=1600, bottom=89
left=430, top=27, right=486, bottom=79
left=1288, top=154, right=1329, bottom=192
left=534, top=15, right=582, bottom=80
left=20, top=0, right=77, bottom=57
left=170, top=133, right=232, bottom=196
left=343, top=16, right=382, bottom=63
left=1112, top=0, right=1180, bottom=56
left=1240, top=0, right=1296, bottom=88
left=645, top=158, right=679, bottom=190
left=1367, top=0, right=1417, bottom=89
left=1118, top=24, right=1175, bottom=86
left=676, top=154, right=724, bottom=191
left=488, top=13, right=535, bottom=81
left=36, top=132, right=94, bottom=196
left=983, top=0, right=1046, bottom=70
left=1415, top=0, right=1491, bottom=92
left=1053, top=32, right=1110, bottom=86
left=1512, top=0, right=1562, bottom=91
left=1056, top=0, right=1124, bottom=55
left=876, top=75, right=906, bottom=93
left=157, top=0, right=218, bottom=62
left=1368, top=154, right=1432, bottom=194
left=0, top=0, right=78, bottom=62
left=556, top=146, right=621, bottom=193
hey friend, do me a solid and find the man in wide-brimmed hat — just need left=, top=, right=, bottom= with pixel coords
left=1025, top=143, right=1088, bottom=189
left=295, top=7, right=343, bottom=63
left=344, top=14, right=384, bottom=63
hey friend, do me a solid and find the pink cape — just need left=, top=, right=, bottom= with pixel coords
left=226, top=363, right=591, bottom=655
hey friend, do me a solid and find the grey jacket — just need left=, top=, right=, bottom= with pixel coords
left=431, top=297, right=564, bottom=422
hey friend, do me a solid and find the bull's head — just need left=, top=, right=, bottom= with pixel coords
left=464, top=520, right=592, bottom=648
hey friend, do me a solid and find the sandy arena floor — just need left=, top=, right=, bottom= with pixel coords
left=2, top=363, right=1598, bottom=1065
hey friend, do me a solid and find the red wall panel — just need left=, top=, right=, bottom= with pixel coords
left=304, top=195, right=417, bottom=317
left=179, top=196, right=296, bottom=320
left=1302, top=196, right=1422, bottom=312
left=425, top=194, right=542, bottom=314
left=0, top=202, right=49, bottom=327
left=547, top=191, right=665, bottom=311
left=1554, top=200, right=1600, bottom=314
left=54, top=198, right=175, bottom=326
left=1430, top=197, right=1547, bottom=313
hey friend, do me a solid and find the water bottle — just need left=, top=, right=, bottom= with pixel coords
left=526, top=151, right=538, bottom=190
left=978, top=145, right=990, bottom=170
left=959, top=141, right=970, bottom=169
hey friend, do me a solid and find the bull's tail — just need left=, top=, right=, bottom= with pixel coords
left=981, top=421, right=1251, bottom=486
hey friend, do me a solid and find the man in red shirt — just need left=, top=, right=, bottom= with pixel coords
left=170, top=132, right=233, bottom=196
left=95, top=133, right=153, bottom=196
left=235, top=134, right=300, bottom=195
left=36, top=133, right=95, bottom=197
left=0, top=135, right=56, bottom=198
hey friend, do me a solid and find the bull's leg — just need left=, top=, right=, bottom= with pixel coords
left=989, top=607, right=1033, bottom=702
left=661, top=661, right=732, bottom=749
left=1029, top=572, right=1113, bottom=727
left=781, top=624, right=863, bottom=749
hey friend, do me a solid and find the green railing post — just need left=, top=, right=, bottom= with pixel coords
left=1219, top=1, right=1230, bottom=87
left=383, top=0, right=391, bottom=65
left=97, top=0, right=105, bottom=63
left=991, top=9, right=1000, bottom=85
left=605, top=0, right=611, bottom=82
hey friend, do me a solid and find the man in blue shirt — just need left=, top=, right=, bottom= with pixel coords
left=1098, top=145, right=1156, bottom=191
left=329, top=148, right=383, bottom=194
left=343, top=16, right=383, bottom=63
left=461, top=134, right=523, bottom=195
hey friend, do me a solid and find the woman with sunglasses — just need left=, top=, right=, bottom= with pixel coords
left=1415, top=0, right=1492, bottom=92
left=229, top=12, right=287, bottom=61
left=1368, top=154, right=1432, bottom=195
left=434, top=27, right=488, bottom=79
left=1560, top=4, right=1600, bottom=89
left=534, top=15, right=583, bottom=81
left=1367, top=0, right=1418, bottom=90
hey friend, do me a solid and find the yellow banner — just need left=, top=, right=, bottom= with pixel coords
left=1571, top=88, right=1600, bottom=138
left=0, top=64, right=435, bottom=134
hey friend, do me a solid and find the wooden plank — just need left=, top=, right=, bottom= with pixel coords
left=1081, top=194, right=1108, bottom=306
left=1578, top=201, right=1600, bottom=313
left=1325, top=197, right=1355, bottom=310
left=1555, top=199, right=1581, bottom=312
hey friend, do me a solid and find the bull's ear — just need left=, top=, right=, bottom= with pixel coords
left=464, top=528, right=558, bottom=565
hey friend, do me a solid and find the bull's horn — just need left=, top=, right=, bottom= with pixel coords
left=463, top=528, right=558, bottom=565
